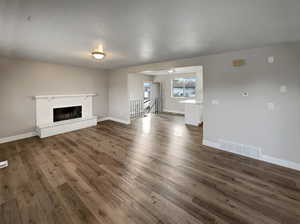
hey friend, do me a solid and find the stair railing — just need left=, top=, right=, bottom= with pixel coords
left=130, top=97, right=162, bottom=119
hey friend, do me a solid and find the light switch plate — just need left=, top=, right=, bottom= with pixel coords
left=267, top=102, right=275, bottom=111
left=280, top=85, right=287, bottom=93
left=212, top=100, right=219, bottom=105
left=0, top=160, right=8, bottom=169
left=268, top=56, right=274, bottom=64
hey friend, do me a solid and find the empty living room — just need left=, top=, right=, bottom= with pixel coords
left=1, top=0, right=300, bottom=223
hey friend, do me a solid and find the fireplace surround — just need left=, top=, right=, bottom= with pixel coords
left=34, top=94, right=97, bottom=138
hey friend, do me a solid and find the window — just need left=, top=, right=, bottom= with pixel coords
left=172, top=78, right=196, bottom=98
left=144, top=82, right=151, bottom=100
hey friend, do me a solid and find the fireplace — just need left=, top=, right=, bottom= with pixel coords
left=35, top=94, right=97, bottom=138
left=53, top=106, right=82, bottom=122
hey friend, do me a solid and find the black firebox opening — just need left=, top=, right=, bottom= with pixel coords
left=53, top=106, right=82, bottom=122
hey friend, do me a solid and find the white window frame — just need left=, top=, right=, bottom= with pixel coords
left=171, top=77, right=197, bottom=98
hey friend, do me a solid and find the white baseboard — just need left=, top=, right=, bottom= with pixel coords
left=260, top=155, right=300, bottom=171
left=203, top=139, right=221, bottom=149
left=163, top=109, right=185, bottom=115
left=97, top=117, right=110, bottom=122
left=203, top=139, right=300, bottom=171
left=100, top=117, right=131, bottom=125
left=0, top=132, right=37, bottom=144
left=0, top=117, right=129, bottom=144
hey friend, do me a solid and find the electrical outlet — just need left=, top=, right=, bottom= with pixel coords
left=267, top=102, right=275, bottom=111
left=212, top=100, right=219, bottom=105
left=0, top=160, right=8, bottom=169
left=268, top=56, right=274, bottom=64
left=242, top=92, right=249, bottom=97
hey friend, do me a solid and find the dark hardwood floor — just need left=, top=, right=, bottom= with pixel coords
left=1, top=113, right=300, bottom=224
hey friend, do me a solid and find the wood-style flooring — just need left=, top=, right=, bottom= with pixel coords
left=1, top=113, right=300, bottom=224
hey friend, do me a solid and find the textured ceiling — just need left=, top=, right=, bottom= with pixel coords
left=1, top=0, right=300, bottom=69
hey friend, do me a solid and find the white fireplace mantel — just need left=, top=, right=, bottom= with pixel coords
left=34, top=93, right=97, bottom=138
left=33, top=93, right=97, bottom=99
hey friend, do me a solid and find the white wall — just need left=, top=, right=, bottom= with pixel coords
left=153, top=71, right=203, bottom=114
left=128, top=73, right=154, bottom=100
left=0, top=57, right=108, bottom=138
left=108, top=69, right=130, bottom=123
left=203, top=45, right=300, bottom=164
left=108, top=43, right=300, bottom=164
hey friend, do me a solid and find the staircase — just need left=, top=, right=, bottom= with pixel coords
left=130, top=97, right=162, bottom=119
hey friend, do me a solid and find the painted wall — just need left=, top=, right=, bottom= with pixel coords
left=0, top=57, right=108, bottom=138
left=203, top=45, right=300, bottom=164
left=108, top=69, right=130, bottom=123
left=107, top=43, right=300, bottom=164
left=153, top=71, right=203, bottom=114
left=128, top=73, right=154, bottom=100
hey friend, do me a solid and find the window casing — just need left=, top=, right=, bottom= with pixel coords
left=171, top=78, right=196, bottom=98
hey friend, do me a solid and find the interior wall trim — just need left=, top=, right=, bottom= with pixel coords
left=260, top=155, right=300, bottom=172
left=0, top=132, right=37, bottom=144
left=98, top=117, right=131, bottom=125
left=203, top=139, right=300, bottom=172
left=97, top=117, right=110, bottom=122
left=0, top=116, right=130, bottom=144
left=163, top=109, right=185, bottom=115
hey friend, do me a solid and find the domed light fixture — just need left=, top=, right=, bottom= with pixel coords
left=92, top=45, right=105, bottom=60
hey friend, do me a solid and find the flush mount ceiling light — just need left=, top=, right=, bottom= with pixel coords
left=92, top=51, right=105, bottom=60
left=91, top=45, right=105, bottom=60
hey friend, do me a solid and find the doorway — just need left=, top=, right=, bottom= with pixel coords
left=143, top=82, right=162, bottom=115
left=128, top=75, right=162, bottom=119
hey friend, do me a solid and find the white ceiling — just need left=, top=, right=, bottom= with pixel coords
left=140, top=66, right=203, bottom=76
left=1, top=0, right=300, bottom=69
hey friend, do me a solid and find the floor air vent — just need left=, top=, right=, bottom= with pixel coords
left=219, top=140, right=261, bottom=159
